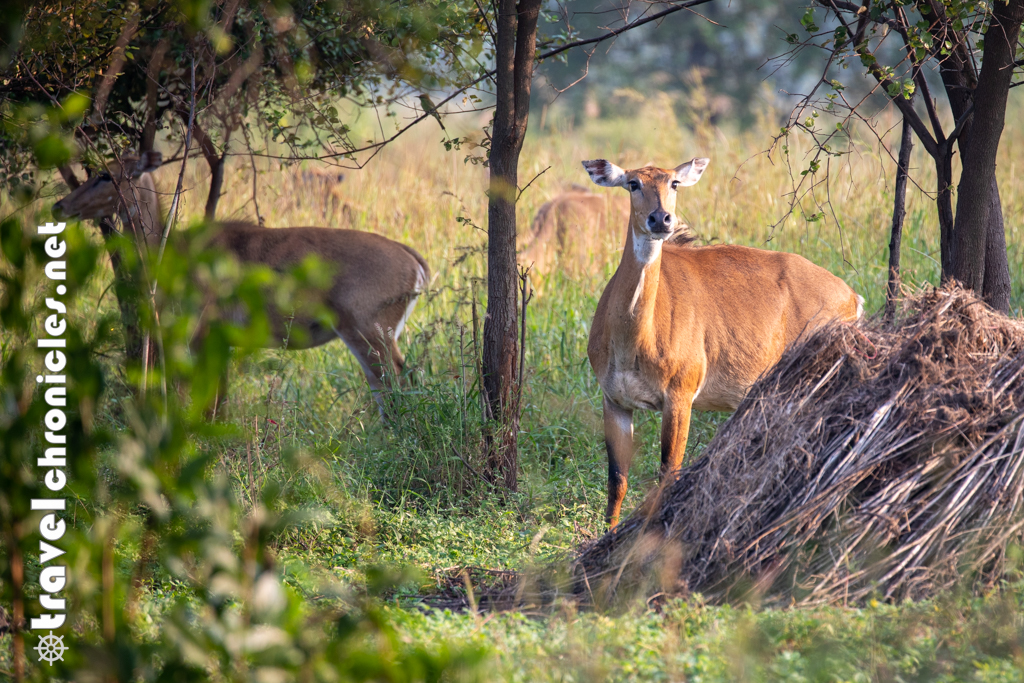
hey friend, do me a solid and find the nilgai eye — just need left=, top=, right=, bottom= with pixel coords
left=628, top=181, right=640, bottom=192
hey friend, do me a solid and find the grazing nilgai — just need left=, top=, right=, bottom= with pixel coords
left=52, top=152, right=429, bottom=413
left=582, top=158, right=862, bottom=527
left=518, top=187, right=628, bottom=277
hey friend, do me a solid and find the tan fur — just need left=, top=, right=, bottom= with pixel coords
left=582, top=159, right=862, bottom=527
left=53, top=153, right=165, bottom=248
left=518, top=189, right=629, bottom=279
left=53, top=154, right=429, bottom=413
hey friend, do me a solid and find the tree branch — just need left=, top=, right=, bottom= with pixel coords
left=894, top=7, right=947, bottom=144
left=949, top=101, right=975, bottom=142
left=824, top=0, right=904, bottom=33
left=535, top=0, right=714, bottom=64
left=850, top=46, right=939, bottom=155
left=239, top=0, right=716, bottom=167
left=90, top=9, right=140, bottom=124
left=819, top=2, right=940, bottom=157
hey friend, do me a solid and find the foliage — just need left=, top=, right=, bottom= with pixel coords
left=772, top=0, right=1023, bottom=310
left=0, top=0, right=489, bottom=199
left=0, top=216, right=487, bottom=680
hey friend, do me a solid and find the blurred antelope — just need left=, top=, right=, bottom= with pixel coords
left=518, top=187, right=628, bottom=278
left=297, top=166, right=356, bottom=220
left=582, top=158, right=863, bottom=527
left=52, top=152, right=429, bottom=414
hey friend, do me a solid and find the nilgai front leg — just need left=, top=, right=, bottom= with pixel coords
left=659, top=390, right=694, bottom=480
left=603, top=396, right=636, bottom=527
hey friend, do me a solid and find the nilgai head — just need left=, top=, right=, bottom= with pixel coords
left=53, top=151, right=163, bottom=244
left=301, top=170, right=345, bottom=185
left=581, top=158, right=709, bottom=256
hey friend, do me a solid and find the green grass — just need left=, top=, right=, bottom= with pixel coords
left=4, top=97, right=1024, bottom=679
left=388, top=593, right=1024, bottom=682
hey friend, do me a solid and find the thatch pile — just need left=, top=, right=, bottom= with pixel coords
left=571, top=285, right=1024, bottom=606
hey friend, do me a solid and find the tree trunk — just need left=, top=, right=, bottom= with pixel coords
left=180, top=116, right=225, bottom=220
left=936, top=144, right=955, bottom=279
left=483, top=0, right=541, bottom=490
left=98, top=217, right=157, bottom=366
left=140, top=40, right=168, bottom=153
left=60, top=166, right=155, bottom=366
left=983, top=179, right=1011, bottom=311
left=204, top=153, right=225, bottom=220
left=949, top=0, right=1021, bottom=312
left=921, top=0, right=1013, bottom=311
left=887, top=112, right=914, bottom=321
left=921, top=0, right=974, bottom=279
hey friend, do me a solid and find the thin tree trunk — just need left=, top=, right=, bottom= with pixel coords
left=141, top=40, right=168, bottom=153
left=937, top=148, right=955, bottom=278
left=205, top=154, right=225, bottom=220
left=98, top=217, right=155, bottom=365
left=887, top=111, right=914, bottom=321
left=59, top=167, right=154, bottom=365
left=483, top=0, right=541, bottom=490
left=920, top=0, right=974, bottom=278
left=949, top=0, right=1021, bottom=310
left=180, top=116, right=225, bottom=220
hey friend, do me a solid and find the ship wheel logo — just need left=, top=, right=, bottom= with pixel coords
left=34, top=631, right=67, bottom=665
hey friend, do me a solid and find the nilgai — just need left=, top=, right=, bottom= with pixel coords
left=518, top=187, right=628, bottom=277
left=582, top=158, right=863, bottom=526
left=52, top=151, right=428, bottom=414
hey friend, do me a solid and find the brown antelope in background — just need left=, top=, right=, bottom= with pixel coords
left=582, top=158, right=863, bottom=527
left=297, top=165, right=357, bottom=220
left=52, top=152, right=429, bottom=414
left=518, top=186, right=628, bottom=278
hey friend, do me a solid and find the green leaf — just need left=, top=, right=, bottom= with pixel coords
left=61, top=92, right=91, bottom=121
left=801, top=8, right=819, bottom=33
left=33, top=132, right=73, bottom=169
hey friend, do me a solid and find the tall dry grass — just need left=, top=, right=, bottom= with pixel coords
left=158, top=94, right=1022, bottom=317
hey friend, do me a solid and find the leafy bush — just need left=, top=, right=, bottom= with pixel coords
left=0, top=217, right=487, bottom=681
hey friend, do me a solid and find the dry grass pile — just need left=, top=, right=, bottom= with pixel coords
left=572, top=285, right=1024, bottom=606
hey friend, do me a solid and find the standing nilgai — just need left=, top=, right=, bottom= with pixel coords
left=52, top=151, right=429, bottom=413
left=583, top=158, right=863, bottom=527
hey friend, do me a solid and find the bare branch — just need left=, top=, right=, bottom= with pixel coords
left=157, top=56, right=196, bottom=267
left=535, top=0, right=715, bottom=64
left=90, top=9, right=141, bottom=123
left=949, top=101, right=976, bottom=142
left=893, top=7, right=947, bottom=145
left=517, top=165, right=550, bottom=201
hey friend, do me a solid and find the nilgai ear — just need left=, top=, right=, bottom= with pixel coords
left=673, top=158, right=709, bottom=187
left=136, top=150, right=163, bottom=176
left=582, top=159, right=627, bottom=188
